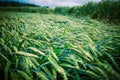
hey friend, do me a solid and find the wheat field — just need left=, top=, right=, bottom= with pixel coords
left=0, top=11, right=120, bottom=80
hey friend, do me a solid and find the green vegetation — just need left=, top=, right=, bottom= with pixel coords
left=0, top=12, right=120, bottom=80
left=0, top=6, right=54, bottom=14
left=55, top=0, right=120, bottom=23
left=0, top=0, right=120, bottom=80
left=0, top=1, right=38, bottom=7
left=1, top=0, right=120, bottom=23
left=0, top=1, right=54, bottom=14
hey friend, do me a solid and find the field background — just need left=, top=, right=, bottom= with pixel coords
left=0, top=0, right=120, bottom=80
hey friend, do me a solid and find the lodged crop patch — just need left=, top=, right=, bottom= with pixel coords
left=0, top=12, right=120, bottom=80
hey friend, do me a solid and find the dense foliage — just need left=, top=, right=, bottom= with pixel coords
left=0, top=1, right=53, bottom=14
left=0, top=6, right=54, bottom=14
left=55, top=0, right=120, bottom=23
left=0, top=1, right=38, bottom=7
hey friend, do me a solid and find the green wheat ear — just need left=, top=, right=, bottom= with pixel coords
left=36, top=71, right=48, bottom=80
left=17, top=70, right=33, bottom=80
left=16, top=51, right=39, bottom=58
left=29, top=47, right=46, bottom=56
